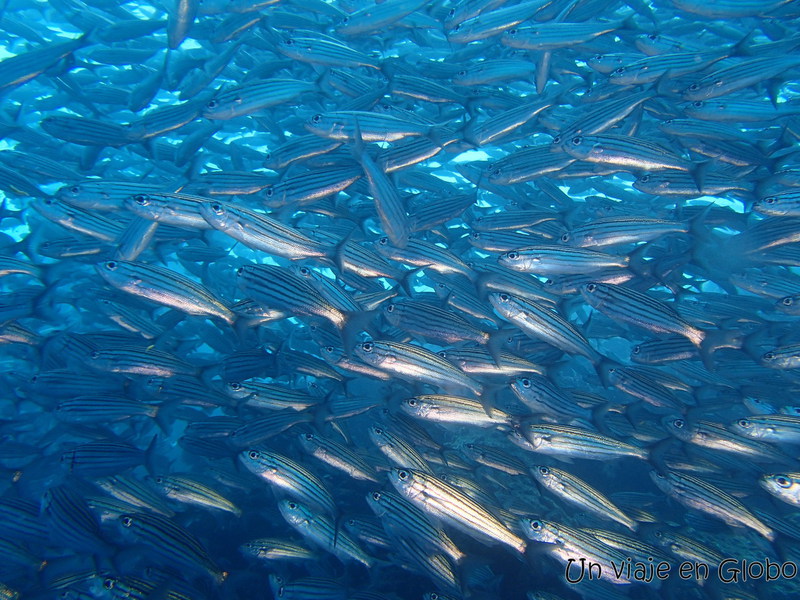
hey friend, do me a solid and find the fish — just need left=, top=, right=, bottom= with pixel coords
left=278, top=499, right=373, bottom=567
left=651, top=470, right=775, bottom=541
left=388, top=468, right=527, bottom=554
left=4, top=0, right=800, bottom=598
left=531, top=465, right=638, bottom=531
left=95, top=259, right=235, bottom=324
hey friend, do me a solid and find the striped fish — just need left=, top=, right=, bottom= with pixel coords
left=389, top=468, right=527, bottom=553
left=239, top=449, right=337, bottom=516
left=580, top=282, right=706, bottom=347
left=278, top=499, right=373, bottom=567
left=651, top=470, right=775, bottom=541
left=96, top=259, right=234, bottom=324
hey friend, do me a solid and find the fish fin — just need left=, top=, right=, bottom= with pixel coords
left=730, top=29, right=755, bottom=58
left=352, top=114, right=366, bottom=159
left=653, top=69, right=678, bottom=97
left=394, top=266, right=421, bottom=297
left=151, top=401, right=177, bottom=435
left=618, top=13, right=639, bottom=31
left=534, top=50, right=551, bottom=95
left=80, top=146, right=103, bottom=171
left=340, top=310, right=378, bottom=354
left=322, top=223, right=359, bottom=271
left=645, top=437, right=678, bottom=471
left=478, top=383, right=502, bottom=418
left=698, top=329, right=745, bottom=370
left=591, top=403, right=620, bottom=436
left=486, top=330, right=506, bottom=368
left=689, top=160, right=710, bottom=193
left=767, top=78, right=782, bottom=109
left=144, top=434, right=159, bottom=477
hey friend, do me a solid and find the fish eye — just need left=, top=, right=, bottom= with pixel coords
left=121, top=516, right=133, bottom=527
left=373, top=427, right=382, bottom=435
left=397, top=469, right=408, bottom=480
left=585, top=283, right=596, bottom=293
left=68, top=185, right=81, bottom=194
left=508, top=28, right=517, bottom=35
left=520, top=378, right=531, bottom=388
left=284, top=38, right=295, bottom=46
left=538, top=466, right=549, bottom=475
left=236, top=266, right=244, bottom=275
left=763, top=352, right=775, bottom=361
left=448, top=8, right=455, bottom=16
left=408, top=398, right=417, bottom=406
left=299, top=266, right=310, bottom=275
left=764, top=196, right=777, bottom=204
left=378, top=236, right=388, bottom=245
left=323, top=345, right=334, bottom=353
left=737, top=418, right=751, bottom=428
left=551, top=135, right=561, bottom=144
left=506, top=251, right=519, bottom=260
left=529, top=519, right=542, bottom=530
left=361, top=342, right=373, bottom=352
left=206, top=99, right=218, bottom=109
left=560, top=232, right=570, bottom=242
left=385, top=304, right=394, bottom=312
left=692, top=101, right=703, bottom=108
left=304, top=433, right=314, bottom=440
left=639, top=174, right=650, bottom=183
left=287, top=501, right=297, bottom=509
left=341, top=16, right=349, bottom=23
left=571, top=136, right=582, bottom=145
left=490, top=168, right=501, bottom=177
left=782, top=296, right=794, bottom=306
left=230, top=382, right=241, bottom=390
left=689, top=83, right=699, bottom=91
left=211, top=202, right=223, bottom=214
left=155, top=476, right=163, bottom=483
left=613, top=67, right=625, bottom=74
left=105, top=260, right=118, bottom=270
left=776, top=476, right=791, bottom=487
left=437, top=350, right=447, bottom=358
left=133, top=194, right=149, bottom=205
left=499, top=293, right=509, bottom=301
left=264, top=186, right=274, bottom=197
left=632, top=345, right=641, bottom=354
left=248, top=450, right=258, bottom=459
left=103, top=578, right=115, bottom=590
left=371, top=491, right=381, bottom=501
left=451, top=24, right=460, bottom=32
left=90, top=350, right=100, bottom=359
left=457, top=70, right=467, bottom=76
left=673, top=418, right=684, bottom=428
left=647, top=33, right=658, bottom=40
left=311, top=114, right=322, bottom=124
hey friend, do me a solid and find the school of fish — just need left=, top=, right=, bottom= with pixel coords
left=1, top=0, right=800, bottom=598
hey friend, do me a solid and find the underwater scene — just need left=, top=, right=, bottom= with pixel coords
left=2, top=0, right=800, bottom=598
